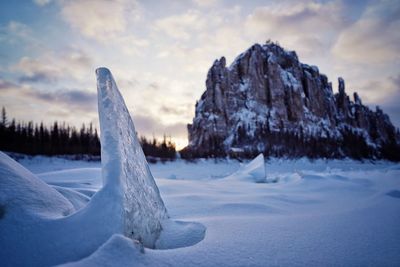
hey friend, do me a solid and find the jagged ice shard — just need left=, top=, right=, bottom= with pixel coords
left=96, top=67, right=168, bottom=247
left=227, top=153, right=267, bottom=183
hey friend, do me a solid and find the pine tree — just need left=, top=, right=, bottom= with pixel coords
left=1, top=107, right=7, bottom=127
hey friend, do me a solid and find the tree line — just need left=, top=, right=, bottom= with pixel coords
left=0, top=107, right=176, bottom=160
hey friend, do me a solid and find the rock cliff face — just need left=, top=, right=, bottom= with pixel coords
left=185, top=42, right=400, bottom=160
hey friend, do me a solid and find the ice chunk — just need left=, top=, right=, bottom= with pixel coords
left=96, top=67, right=168, bottom=247
left=0, top=68, right=184, bottom=266
left=227, top=153, right=267, bottom=183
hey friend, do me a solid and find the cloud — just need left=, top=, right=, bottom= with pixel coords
left=193, top=0, right=219, bottom=7
left=150, top=1, right=345, bottom=81
left=159, top=104, right=193, bottom=116
left=19, top=73, right=55, bottom=83
left=0, top=21, right=36, bottom=45
left=133, top=113, right=188, bottom=139
left=60, top=0, right=139, bottom=42
left=33, top=0, right=52, bottom=6
left=12, top=49, right=93, bottom=83
left=24, top=88, right=97, bottom=112
left=358, top=74, right=400, bottom=104
left=244, top=1, right=346, bottom=57
left=113, top=35, right=149, bottom=56
left=133, top=112, right=189, bottom=149
left=355, top=73, right=400, bottom=128
left=391, top=74, right=400, bottom=87
left=160, top=105, right=182, bottom=115
left=121, top=77, right=197, bottom=125
left=59, top=0, right=147, bottom=56
left=5, top=21, right=31, bottom=38
left=0, top=78, right=19, bottom=90
left=332, top=0, right=400, bottom=64
left=0, top=87, right=98, bottom=129
left=1, top=75, right=97, bottom=113
left=380, top=74, right=400, bottom=128
left=14, top=56, right=57, bottom=81
left=154, top=10, right=208, bottom=40
left=148, top=82, right=160, bottom=91
left=150, top=7, right=245, bottom=75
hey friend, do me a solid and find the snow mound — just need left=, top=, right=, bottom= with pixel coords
left=271, top=172, right=303, bottom=183
left=59, top=234, right=151, bottom=267
left=96, top=67, right=168, bottom=247
left=0, top=151, right=74, bottom=219
left=52, top=185, right=91, bottom=210
left=156, top=220, right=206, bottom=249
left=38, top=168, right=102, bottom=190
left=227, top=153, right=267, bottom=183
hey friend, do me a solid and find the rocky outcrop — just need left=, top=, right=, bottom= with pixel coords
left=184, top=42, right=400, bottom=160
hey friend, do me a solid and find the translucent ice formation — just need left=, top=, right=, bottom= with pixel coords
left=96, top=68, right=168, bottom=247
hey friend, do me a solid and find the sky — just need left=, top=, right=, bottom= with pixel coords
left=0, top=0, right=399, bottom=149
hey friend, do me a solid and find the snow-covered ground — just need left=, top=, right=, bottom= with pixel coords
left=3, top=155, right=400, bottom=266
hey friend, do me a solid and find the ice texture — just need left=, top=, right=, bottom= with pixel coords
left=96, top=67, right=168, bottom=247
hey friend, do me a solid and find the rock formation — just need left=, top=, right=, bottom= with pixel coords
left=185, top=42, right=400, bottom=160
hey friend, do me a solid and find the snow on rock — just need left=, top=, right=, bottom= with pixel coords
left=186, top=42, right=400, bottom=159
left=227, top=153, right=266, bottom=183
left=0, top=151, right=74, bottom=219
left=96, top=67, right=168, bottom=247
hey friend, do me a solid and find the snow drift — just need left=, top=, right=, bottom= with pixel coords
left=0, top=151, right=75, bottom=219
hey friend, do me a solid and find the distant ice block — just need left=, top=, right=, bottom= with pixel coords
left=96, top=67, right=168, bottom=247
left=228, top=153, right=266, bottom=183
